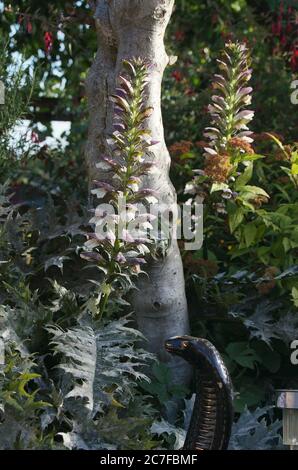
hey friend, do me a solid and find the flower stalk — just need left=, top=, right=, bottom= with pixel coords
left=81, top=59, right=158, bottom=320
left=203, top=41, right=255, bottom=183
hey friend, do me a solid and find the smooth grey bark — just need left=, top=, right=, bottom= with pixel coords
left=86, top=0, right=190, bottom=384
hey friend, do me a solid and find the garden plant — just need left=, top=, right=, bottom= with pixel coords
left=0, top=0, right=298, bottom=452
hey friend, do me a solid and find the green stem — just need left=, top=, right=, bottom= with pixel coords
left=98, top=291, right=110, bottom=321
left=95, top=66, right=148, bottom=320
left=97, top=239, right=121, bottom=319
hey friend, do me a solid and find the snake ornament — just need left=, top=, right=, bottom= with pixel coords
left=165, top=336, right=234, bottom=450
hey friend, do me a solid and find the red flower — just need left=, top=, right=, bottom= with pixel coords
left=271, top=22, right=278, bottom=35
left=286, top=22, right=293, bottom=34
left=211, top=14, right=218, bottom=25
left=184, top=87, right=195, bottom=97
left=31, top=131, right=40, bottom=143
left=174, top=30, right=185, bottom=42
left=280, top=35, right=287, bottom=46
left=221, top=32, right=234, bottom=41
left=290, top=47, right=298, bottom=71
left=44, top=32, right=54, bottom=54
left=272, top=45, right=280, bottom=56
left=276, top=16, right=283, bottom=36
left=171, top=70, right=183, bottom=82
left=27, top=21, right=32, bottom=34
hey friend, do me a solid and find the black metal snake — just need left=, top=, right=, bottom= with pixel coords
left=165, top=336, right=234, bottom=450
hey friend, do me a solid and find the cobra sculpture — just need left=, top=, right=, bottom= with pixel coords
left=165, top=336, right=234, bottom=450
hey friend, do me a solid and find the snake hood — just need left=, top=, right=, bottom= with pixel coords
left=165, top=335, right=234, bottom=450
left=165, top=336, right=231, bottom=389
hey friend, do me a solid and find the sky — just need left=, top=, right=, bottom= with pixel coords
left=12, top=120, right=71, bottom=152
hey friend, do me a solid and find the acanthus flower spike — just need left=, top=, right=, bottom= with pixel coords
left=81, top=58, right=160, bottom=319
left=202, top=41, right=255, bottom=183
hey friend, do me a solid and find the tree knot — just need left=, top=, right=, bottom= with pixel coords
left=153, top=6, right=167, bottom=20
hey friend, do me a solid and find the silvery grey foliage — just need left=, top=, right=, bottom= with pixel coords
left=0, top=175, right=156, bottom=450
left=150, top=418, right=186, bottom=450
left=229, top=406, right=283, bottom=450
left=244, top=306, right=298, bottom=345
left=0, top=396, right=39, bottom=449
left=228, top=299, right=298, bottom=346
left=0, top=327, right=47, bottom=449
left=48, top=316, right=154, bottom=418
left=150, top=395, right=194, bottom=450
left=151, top=398, right=283, bottom=451
left=0, top=306, right=26, bottom=358
left=59, top=420, right=116, bottom=450
left=183, top=394, right=196, bottom=431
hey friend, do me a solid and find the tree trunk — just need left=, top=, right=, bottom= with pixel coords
left=85, top=0, right=190, bottom=384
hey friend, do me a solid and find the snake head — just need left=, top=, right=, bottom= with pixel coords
left=165, top=335, right=231, bottom=387
left=165, top=336, right=192, bottom=356
left=165, top=336, right=217, bottom=366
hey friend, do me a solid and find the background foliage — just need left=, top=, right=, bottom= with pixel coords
left=0, top=0, right=297, bottom=449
